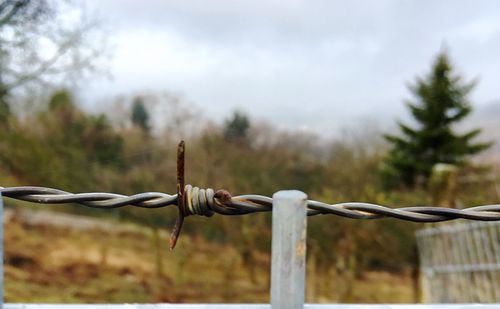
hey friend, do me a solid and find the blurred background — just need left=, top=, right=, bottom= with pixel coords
left=1, top=0, right=500, bottom=304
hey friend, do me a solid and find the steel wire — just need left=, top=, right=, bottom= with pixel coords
left=2, top=185, right=500, bottom=223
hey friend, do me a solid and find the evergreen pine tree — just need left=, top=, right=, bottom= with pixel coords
left=382, top=52, right=491, bottom=187
left=131, top=97, right=150, bottom=133
left=224, top=111, right=250, bottom=142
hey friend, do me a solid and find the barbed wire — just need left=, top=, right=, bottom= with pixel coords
left=3, top=141, right=500, bottom=249
left=2, top=185, right=500, bottom=224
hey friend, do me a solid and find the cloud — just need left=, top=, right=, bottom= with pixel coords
left=83, top=0, right=500, bottom=136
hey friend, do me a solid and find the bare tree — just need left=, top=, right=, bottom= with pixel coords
left=0, top=0, right=107, bottom=116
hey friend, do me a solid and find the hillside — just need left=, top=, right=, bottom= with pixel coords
left=3, top=208, right=414, bottom=303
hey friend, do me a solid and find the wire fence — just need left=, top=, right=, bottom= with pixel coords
left=3, top=141, right=500, bottom=307
left=3, top=184, right=500, bottom=248
left=416, top=221, right=500, bottom=303
left=3, top=185, right=500, bottom=222
left=3, top=186, right=500, bottom=306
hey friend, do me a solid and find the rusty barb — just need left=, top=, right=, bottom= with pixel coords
left=169, top=141, right=246, bottom=249
left=3, top=140, right=500, bottom=249
left=170, top=141, right=234, bottom=249
left=169, top=141, right=185, bottom=250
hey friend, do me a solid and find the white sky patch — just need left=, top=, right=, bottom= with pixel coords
left=81, top=0, right=500, bottom=136
left=452, top=18, right=500, bottom=43
left=112, top=30, right=214, bottom=81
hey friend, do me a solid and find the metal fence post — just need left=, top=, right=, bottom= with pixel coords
left=270, top=190, right=307, bottom=309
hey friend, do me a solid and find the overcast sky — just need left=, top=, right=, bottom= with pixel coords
left=82, top=0, right=500, bottom=135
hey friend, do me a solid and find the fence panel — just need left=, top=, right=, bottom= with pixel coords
left=416, top=221, right=500, bottom=303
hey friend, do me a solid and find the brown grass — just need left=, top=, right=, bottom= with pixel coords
left=4, top=210, right=414, bottom=303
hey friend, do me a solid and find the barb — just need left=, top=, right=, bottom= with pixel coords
left=170, top=140, right=186, bottom=250
left=2, top=185, right=500, bottom=223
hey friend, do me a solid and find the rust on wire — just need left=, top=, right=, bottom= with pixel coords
left=170, top=140, right=185, bottom=250
left=4, top=184, right=500, bottom=222
left=4, top=138, right=500, bottom=250
left=214, top=190, right=232, bottom=204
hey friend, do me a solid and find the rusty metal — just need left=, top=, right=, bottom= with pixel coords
left=170, top=140, right=185, bottom=250
left=4, top=142, right=500, bottom=308
left=2, top=186, right=500, bottom=222
left=3, top=141, right=500, bottom=250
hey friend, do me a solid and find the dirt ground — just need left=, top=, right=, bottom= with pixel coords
left=3, top=209, right=415, bottom=303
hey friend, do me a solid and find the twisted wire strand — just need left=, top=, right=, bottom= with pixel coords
left=2, top=186, right=500, bottom=223
left=0, top=186, right=178, bottom=208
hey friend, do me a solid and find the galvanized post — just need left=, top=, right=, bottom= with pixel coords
left=270, top=190, right=307, bottom=309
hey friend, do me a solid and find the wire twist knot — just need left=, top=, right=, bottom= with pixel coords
left=183, top=185, right=215, bottom=217
left=181, top=185, right=236, bottom=217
